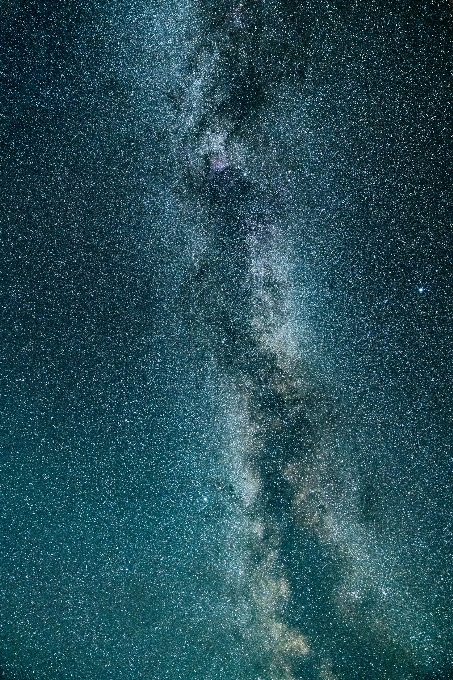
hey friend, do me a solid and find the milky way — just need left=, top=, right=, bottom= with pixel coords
left=1, top=1, right=453, bottom=680
left=173, top=2, right=453, bottom=678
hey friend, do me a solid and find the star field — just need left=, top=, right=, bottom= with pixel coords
left=1, top=1, right=452, bottom=679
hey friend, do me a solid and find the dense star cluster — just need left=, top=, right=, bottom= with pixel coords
left=1, top=1, right=453, bottom=680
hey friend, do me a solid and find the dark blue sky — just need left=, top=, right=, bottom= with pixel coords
left=1, top=2, right=453, bottom=679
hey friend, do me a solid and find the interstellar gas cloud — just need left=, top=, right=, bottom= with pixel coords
left=1, top=1, right=453, bottom=680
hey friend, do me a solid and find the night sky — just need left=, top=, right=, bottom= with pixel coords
left=1, top=1, right=453, bottom=679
